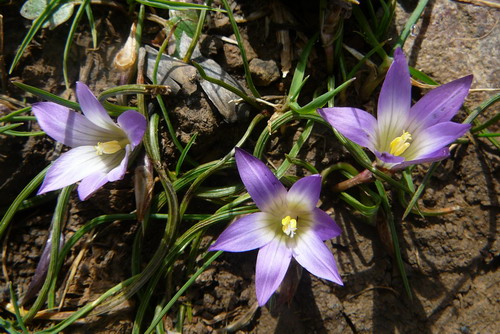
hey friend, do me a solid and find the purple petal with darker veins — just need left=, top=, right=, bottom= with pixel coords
left=407, top=75, right=473, bottom=133
left=106, top=145, right=131, bottom=182
left=377, top=48, right=411, bottom=143
left=294, top=231, right=343, bottom=285
left=76, top=82, right=117, bottom=131
left=391, top=147, right=450, bottom=170
left=33, top=102, right=118, bottom=147
left=287, top=175, right=322, bottom=211
left=409, top=121, right=471, bottom=157
left=78, top=172, right=109, bottom=200
left=208, top=212, right=275, bottom=252
left=255, top=238, right=292, bottom=306
left=38, top=146, right=113, bottom=195
left=117, top=110, right=147, bottom=147
left=312, top=208, right=342, bottom=240
left=235, top=148, right=287, bottom=211
left=318, top=107, right=377, bottom=150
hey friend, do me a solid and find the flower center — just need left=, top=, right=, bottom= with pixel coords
left=389, top=131, right=412, bottom=156
left=95, top=140, right=127, bottom=155
left=281, top=215, right=298, bottom=238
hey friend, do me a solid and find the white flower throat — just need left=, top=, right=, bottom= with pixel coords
left=389, top=131, right=412, bottom=156
left=281, top=215, right=298, bottom=238
left=94, top=139, right=128, bottom=155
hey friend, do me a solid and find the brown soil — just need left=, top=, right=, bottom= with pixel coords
left=1, top=0, right=498, bottom=333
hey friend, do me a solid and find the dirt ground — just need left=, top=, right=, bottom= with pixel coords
left=1, top=0, right=499, bottom=333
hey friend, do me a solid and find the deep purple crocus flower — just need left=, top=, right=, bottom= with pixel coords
left=209, top=148, right=343, bottom=306
left=33, top=82, right=147, bottom=200
left=318, top=48, right=472, bottom=170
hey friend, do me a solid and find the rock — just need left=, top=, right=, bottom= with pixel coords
left=249, top=58, right=281, bottom=86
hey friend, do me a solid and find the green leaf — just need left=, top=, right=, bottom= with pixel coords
left=20, top=0, right=75, bottom=29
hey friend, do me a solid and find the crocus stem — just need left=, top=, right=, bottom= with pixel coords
left=332, top=168, right=374, bottom=192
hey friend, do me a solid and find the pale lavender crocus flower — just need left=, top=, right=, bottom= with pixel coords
left=33, top=82, right=147, bottom=200
left=318, top=48, right=472, bottom=170
left=209, top=148, right=343, bottom=306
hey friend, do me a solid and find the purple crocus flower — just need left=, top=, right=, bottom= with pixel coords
left=33, top=82, right=147, bottom=200
left=209, top=148, right=343, bottom=306
left=318, top=48, right=472, bottom=170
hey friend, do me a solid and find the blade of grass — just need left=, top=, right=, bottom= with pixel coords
left=12, top=82, right=79, bottom=110
left=288, top=33, right=318, bottom=101
left=220, top=0, right=260, bottom=98
left=0, top=166, right=49, bottom=240
left=393, top=0, right=429, bottom=50
left=375, top=180, right=412, bottom=300
left=63, top=0, right=90, bottom=89
left=23, top=185, right=73, bottom=323
left=175, top=132, right=198, bottom=175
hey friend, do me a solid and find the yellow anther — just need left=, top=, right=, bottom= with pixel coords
left=389, top=131, right=412, bottom=156
left=281, top=216, right=298, bottom=238
left=95, top=140, right=123, bottom=155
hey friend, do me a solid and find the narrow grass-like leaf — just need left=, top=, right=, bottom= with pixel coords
left=12, top=82, right=80, bottom=110
left=0, top=123, right=23, bottom=133
left=8, top=283, right=29, bottom=334
left=23, top=185, right=72, bottom=323
left=409, top=66, right=438, bottom=85
left=220, top=0, right=260, bottom=98
left=63, top=0, right=90, bottom=89
left=276, top=120, right=314, bottom=178
left=0, top=107, right=31, bottom=122
left=183, top=0, right=212, bottom=62
left=284, top=155, right=319, bottom=174
left=9, top=0, right=62, bottom=73
left=98, top=84, right=170, bottom=101
left=3, top=130, right=45, bottom=136
left=471, top=111, right=500, bottom=132
left=352, top=5, right=387, bottom=59
left=176, top=132, right=198, bottom=175
left=135, top=0, right=214, bottom=10
left=402, top=162, right=440, bottom=219
left=288, top=33, right=318, bottom=102
left=345, top=41, right=387, bottom=80
left=393, top=0, right=429, bottom=50
left=292, top=78, right=356, bottom=114
left=85, top=3, right=97, bottom=48
left=375, top=180, right=412, bottom=300
left=192, top=61, right=259, bottom=109
left=143, top=251, right=222, bottom=334
left=0, top=166, right=49, bottom=240
left=339, top=191, right=379, bottom=217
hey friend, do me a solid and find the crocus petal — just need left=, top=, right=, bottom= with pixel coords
left=405, top=121, right=471, bottom=158
left=208, top=212, right=275, bottom=252
left=293, top=231, right=343, bottom=285
left=235, top=148, right=287, bottom=212
left=76, top=82, right=118, bottom=131
left=78, top=172, right=109, bottom=200
left=38, top=146, right=120, bottom=194
left=377, top=48, right=411, bottom=147
left=33, top=102, right=119, bottom=147
left=287, top=175, right=322, bottom=211
left=117, top=110, right=147, bottom=147
left=374, top=151, right=406, bottom=165
left=391, top=147, right=450, bottom=170
left=255, top=238, right=292, bottom=306
left=407, top=75, right=473, bottom=133
left=311, top=208, right=342, bottom=240
left=318, top=107, right=377, bottom=150
left=106, top=145, right=130, bottom=182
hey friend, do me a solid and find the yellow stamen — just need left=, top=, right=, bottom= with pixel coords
left=95, top=140, right=124, bottom=155
left=281, top=215, right=298, bottom=238
left=389, top=131, right=412, bottom=156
